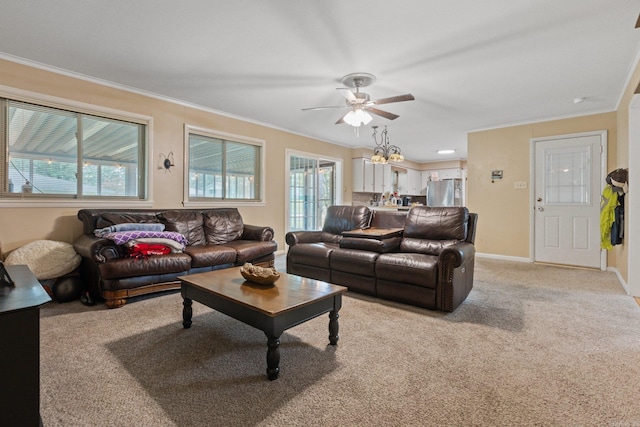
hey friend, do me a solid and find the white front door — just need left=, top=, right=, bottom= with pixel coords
left=533, top=132, right=606, bottom=269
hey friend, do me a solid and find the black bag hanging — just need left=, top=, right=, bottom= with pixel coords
left=610, top=194, right=625, bottom=246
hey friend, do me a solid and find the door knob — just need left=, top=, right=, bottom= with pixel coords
left=537, top=197, right=542, bottom=202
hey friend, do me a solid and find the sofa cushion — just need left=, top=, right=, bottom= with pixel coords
left=400, top=238, right=462, bottom=256
left=401, top=207, right=468, bottom=256
left=322, top=205, right=371, bottom=235
left=375, top=252, right=439, bottom=288
left=98, top=253, right=192, bottom=280
left=220, top=240, right=277, bottom=263
left=157, top=210, right=206, bottom=246
left=321, top=231, right=343, bottom=244
left=184, top=245, right=237, bottom=268
left=330, top=248, right=379, bottom=276
left=404, top=207, right=468, bottom=240
left=287, top=242, right=338, bottom=269
left=96, top=212, right=159, bottom=229
left=202, top=209, right=244, bottom=244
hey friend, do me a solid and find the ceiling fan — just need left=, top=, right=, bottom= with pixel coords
left=302, top=73, right=415, bottom=126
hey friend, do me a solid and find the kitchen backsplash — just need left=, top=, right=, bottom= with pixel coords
left=351, top=192, right=426, bottom=206
left=352, top=193, right=375, bottom=206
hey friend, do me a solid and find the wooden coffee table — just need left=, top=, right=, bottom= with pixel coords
left=180, top=267, right=347, bottom=380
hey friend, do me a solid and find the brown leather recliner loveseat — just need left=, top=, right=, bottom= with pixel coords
left=286, top=205, right=477, bottom=312
left=73, top=208, right=277, bottom=308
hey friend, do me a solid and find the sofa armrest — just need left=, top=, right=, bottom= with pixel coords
left=242, top=224, right=274, bottom=241
left=438, top=242, right=475, bottom=312
left=73, top=234, right=122, bottom=263
left=285, top=230, right=323, bottom=246
left=439, top=242, right=475, bottom=269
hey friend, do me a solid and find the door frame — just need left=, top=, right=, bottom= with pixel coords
left=284, top=148, right=343, bottom=235
left=529, top=130, right=607, bottom=270
left=627, top=95, right=640, bottom=296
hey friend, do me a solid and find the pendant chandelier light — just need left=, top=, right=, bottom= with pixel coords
left=370, top=125, right=404, bottom=164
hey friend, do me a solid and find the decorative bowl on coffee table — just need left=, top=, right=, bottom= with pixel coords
left=240, top=262, right=280, bottom=285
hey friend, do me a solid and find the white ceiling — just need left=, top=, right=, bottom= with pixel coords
left=1, top=0, right=639, bottom=162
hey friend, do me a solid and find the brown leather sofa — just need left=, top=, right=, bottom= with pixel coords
left=286, top=205, right=477, bottom=312
left=73, top=208, right=277, bottom=308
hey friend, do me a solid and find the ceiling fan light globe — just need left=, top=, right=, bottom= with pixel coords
left=343, top=110, right=358, bottom=126
left=353, top=108, right=372, bottom=126
left=361, top=111, right=373, bottom=125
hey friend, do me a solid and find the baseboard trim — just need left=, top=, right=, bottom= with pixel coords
left=476, top=252, right=531, bottom=263
left=607, top=266, right=630, bottom=295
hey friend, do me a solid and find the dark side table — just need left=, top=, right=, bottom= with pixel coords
left=0, top=265, right=51, bottom=427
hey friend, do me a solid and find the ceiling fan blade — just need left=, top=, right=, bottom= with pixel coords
left=372, top=94, right=415, bottom=105
left=335, top=115, right=346, bottom=125
left=302, top=105, right=347, bottom=111
left=337, top=88, right=357, bottom=103
left=367, top=107, right=399, bottom=120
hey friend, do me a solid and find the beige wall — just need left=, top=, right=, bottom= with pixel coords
left=468, top=54, right=640, bottom=282
left=612, top=56, right=640, bottom=283
left=0, top=59, right=354, bottom=254
left=2, top=55, right=637, bottom=281
left=468, top=113, right=618, bottom=261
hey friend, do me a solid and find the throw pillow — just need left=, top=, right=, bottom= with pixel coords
left=157, top=210, right=206, bottom=246
left=5, top=240, right=81, bottom=280
left=202, top=208, right=244, bottom=244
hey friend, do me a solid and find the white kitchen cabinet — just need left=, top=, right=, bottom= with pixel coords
left=396, top=168, right=421, bottom=195
left=397, top=171, right=408, bottom=193
left=373, top=162, right=392, bottom=193
left=420, top=171, right=429, bottom=195
left=353, top=158, right=372, bottom=192
left=436, top=168, right=461, bottom=179
left=406, top=168, right=422, bottom=195
left=352, top=158, right=391, bottom=193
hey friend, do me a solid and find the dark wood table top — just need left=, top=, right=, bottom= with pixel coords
left=179, top=267, right=347, bottom=317
left=341, top=227, right=404, bottom=239
left=0, top=265, right=51, bottom=313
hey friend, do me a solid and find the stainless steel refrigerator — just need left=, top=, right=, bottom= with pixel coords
left=426, top=179, right=463, bottom=207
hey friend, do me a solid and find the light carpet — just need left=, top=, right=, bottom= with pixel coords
left=39, top=257, right=640, bottom=426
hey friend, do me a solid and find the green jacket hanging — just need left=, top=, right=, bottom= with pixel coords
left=600, top=185, right=618, bottom=250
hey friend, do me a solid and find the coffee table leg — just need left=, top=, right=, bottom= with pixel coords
left=182, top=297, right=193, bottom=329
left=329, top=309, right=339, bottom=345
left=266, top=335, right=280, bottom=380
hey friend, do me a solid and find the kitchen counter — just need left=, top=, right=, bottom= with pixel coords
left=368, top=205, right=411, bottom=211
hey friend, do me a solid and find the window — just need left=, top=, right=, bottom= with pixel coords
left=1, top=97, right=147, bottom=200
left=544, top=147, right=591, bottom=204
left=186, top=126, right=263, bottom=203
